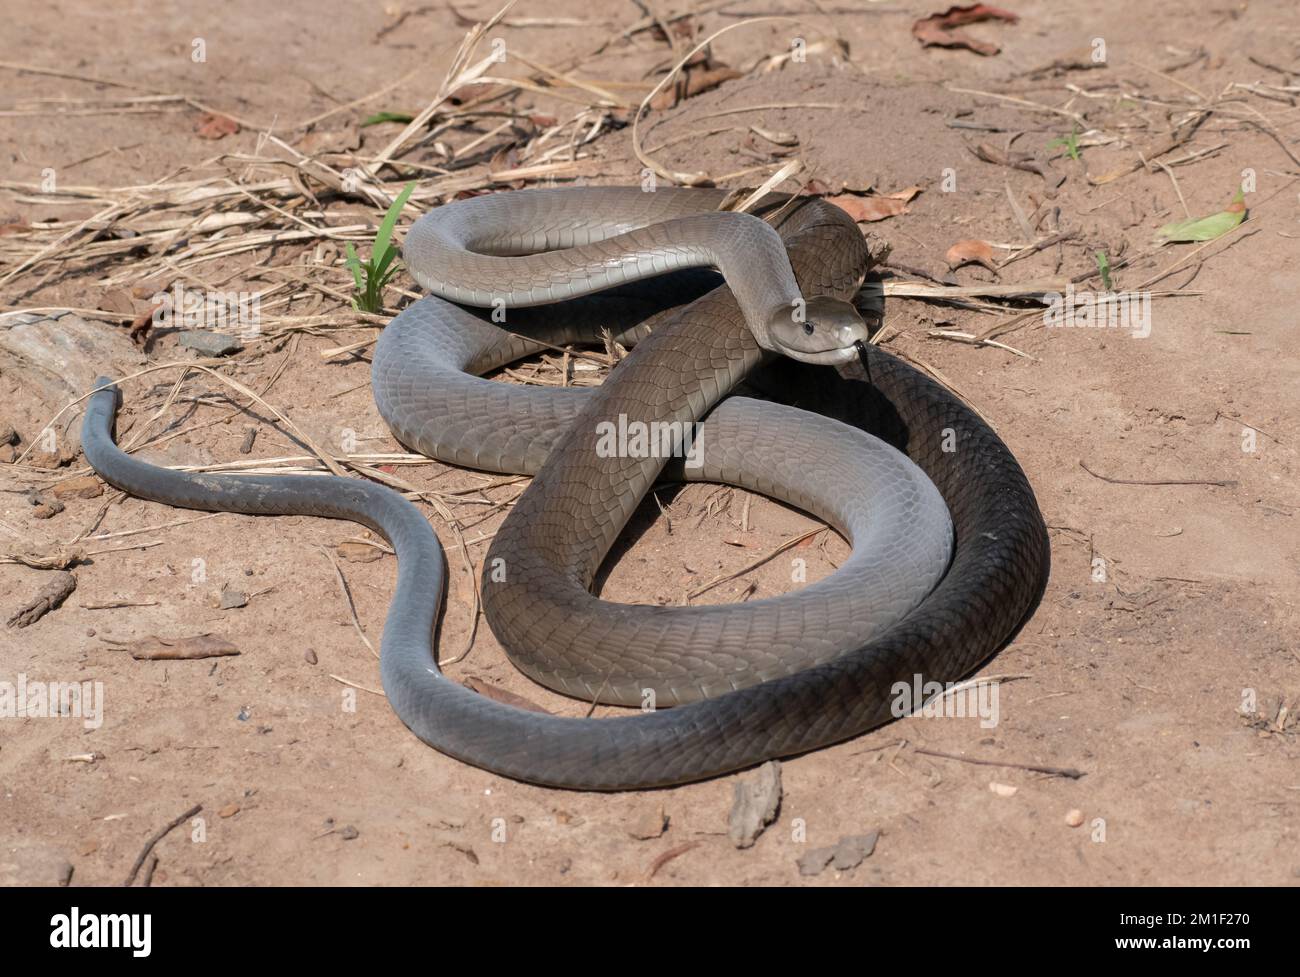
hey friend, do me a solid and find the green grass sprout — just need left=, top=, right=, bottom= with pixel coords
left=1094, top=250, right=1113, bottom=290
left=1047, top=127, right=1082, bottom=162
left=360, top=111, right=415, bottom=127
left=345, top=182, right=415, bottom=313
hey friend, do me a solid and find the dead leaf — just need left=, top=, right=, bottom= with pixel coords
left=97, top=288, right=137, bottom=319
left=194, top=113, right=240, bottom=140
left=648, top=15, right=696, bottom=43
left=971, top=142, right=1063, bottom=187
left=488, top=142, right=521, bottom=173
left=650, top=58, right=742, bottom=110
left=828, top=194, right=909, bottom=223
left=463, top=676, right=551, bottom=714
left=129, top=292, right=167, bottom=347
left=945, top=238, right=999, bottom=272
left=750, top=125, right=798, bottom=147
left=297, top=128, right=361, bottom=155
left=0, top=218, right=32, bottom=237
left=112, top=634, right=241, bottom=660
left=882, top=185, right=924, bottom=202
left=912, top=4, right=1020, bottom=57
left=448, top=82, right=497, bottom=105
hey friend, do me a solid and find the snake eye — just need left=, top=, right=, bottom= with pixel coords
left=802, top=321, right=815, bottom=336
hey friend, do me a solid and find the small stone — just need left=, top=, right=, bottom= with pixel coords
left=214, top=586, right=248, bottom=609
left=989, top=781, right=1018, bottom=797
left=0, top=844, right=74, bottom=886
left=218, top=803, right=240, bottom=818
left=338, top=825, right=360, bottom=841
left=49, top=475, right=104, bottom=500
left=729, top=760, right=782, bottom=849
left=28, top=442, right=78, bottom=469
left=178, top=330, right=243, bottom=356
left=32, top=501, right=65, bottom=519
left=797, top=830, right=880, bottom=876
left=304, top=648, right=318, bottom=665
left=337, top=540, right=383, bottom=563
left=627, top=804, right=668, bottom=840
left=831, top=831, right=879, bottom=870
left=797, top=847, right=835, bottom=877
left=1065, top=809, right=1085, bottom=827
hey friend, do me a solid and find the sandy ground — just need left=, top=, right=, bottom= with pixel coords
left=1, top=0, right=1297, bottom=886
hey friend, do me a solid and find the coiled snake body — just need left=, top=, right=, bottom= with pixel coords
left=83, top=187, right=1049, bottom=790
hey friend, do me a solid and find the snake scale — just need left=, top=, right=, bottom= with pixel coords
left=82, top=187, right=1049, bottom=790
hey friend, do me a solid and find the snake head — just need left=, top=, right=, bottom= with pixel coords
left=765, top=296, right=871, bottom=366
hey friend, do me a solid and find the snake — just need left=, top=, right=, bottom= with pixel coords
left=82, top=187, right=1049, bottom=790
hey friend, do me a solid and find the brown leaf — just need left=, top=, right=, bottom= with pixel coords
left=194, top=113, right=240, bottom=139
left=828, top=194, right=910, bottom=223
left=97, top=288, right=137, bottom=318
left=971, top=142, right=1063, bottom=187
left=114, top=634, right=241, bottom=660
left=129, top=293, right=167, bottom=347
left=448, top=82, right=496, bottom=105
left=463, top=676, right=551, bottom=714
left=0, top=218, right=32, bottom=237
left=882, top=185, right=924, bottom=202
left=945, top=238, right=999, bottom=272
left=297, top=128, right=361, bottom=155
left=649, top=15, right=696, bottom=43
left=650, top=61, right=742, bottom=110
left=488, top=142, right=520, bottom=172
left=912, top=4, right=1020, bottom=56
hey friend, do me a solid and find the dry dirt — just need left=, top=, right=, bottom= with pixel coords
left=1, top=0, right=1298, bottom=886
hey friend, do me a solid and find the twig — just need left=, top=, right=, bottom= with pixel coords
left=320, top=547, right=377, bottom=658
left=632, top=16, right=792, bottom=186
left=1078, top=460, right=1236, bottom=488
left=913, top=748, right=1085, bottom=779
left=121, top=803, right=202, bottom=886
left=687, top=527, right=824, bottom=600
left=327, top=674, right=385, bottom=696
